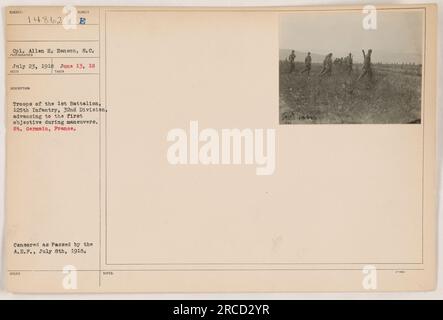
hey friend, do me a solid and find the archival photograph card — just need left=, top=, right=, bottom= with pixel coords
left=4, top=4, right=438, bottom=293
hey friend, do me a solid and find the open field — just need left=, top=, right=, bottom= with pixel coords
left=279, top=61, right=422, bottom=124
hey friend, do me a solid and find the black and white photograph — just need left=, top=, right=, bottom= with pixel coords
left=279, top=10, right=424, bottom=124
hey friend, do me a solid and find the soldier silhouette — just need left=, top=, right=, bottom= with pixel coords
left=288, top=50, right=296, bottom=73
left=300, top=52, right=312, bottom=75
left=346, top=53, right=353, bottom=75
left=319, top=53, right=333, bottom=77
left=357, top=49, right=373, bottom=81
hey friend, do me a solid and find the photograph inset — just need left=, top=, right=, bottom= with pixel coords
left=279, top=10, right=424, bottom=124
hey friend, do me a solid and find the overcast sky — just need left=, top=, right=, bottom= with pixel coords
left=279, top=9, right=424, bottom=63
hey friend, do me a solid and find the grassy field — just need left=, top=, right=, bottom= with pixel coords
left=279, top=61, right=422, bottom=124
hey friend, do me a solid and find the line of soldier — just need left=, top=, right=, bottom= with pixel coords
left=287, top=49, right=373, bottom=81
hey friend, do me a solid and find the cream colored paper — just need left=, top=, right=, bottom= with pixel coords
left=4, top=4, right=438, bottom=292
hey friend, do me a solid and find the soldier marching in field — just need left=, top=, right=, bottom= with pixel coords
left=288, top=50, right=296, bottom=73
left=357, top=49, right=373, bottom=81
left=319, top=53, right=333, bottom=77
left=300, top=52, right=312, bottom=75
